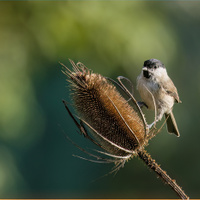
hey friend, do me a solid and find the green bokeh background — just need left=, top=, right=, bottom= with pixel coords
left=0, top=1, right=200, bottom=198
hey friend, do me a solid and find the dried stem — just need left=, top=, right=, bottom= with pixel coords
left=137, top=150, right=189, bottom=200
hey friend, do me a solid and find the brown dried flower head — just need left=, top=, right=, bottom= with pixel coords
left=61, top=59, right=151, bottom=166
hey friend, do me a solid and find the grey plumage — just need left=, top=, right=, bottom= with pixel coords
left=137, top=59, right=181, bottom=137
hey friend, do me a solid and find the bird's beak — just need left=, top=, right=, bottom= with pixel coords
left=142, top=67, right=148, bottom=71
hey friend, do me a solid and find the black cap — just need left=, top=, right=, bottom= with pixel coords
left=143, top=59, right=165, bottom=68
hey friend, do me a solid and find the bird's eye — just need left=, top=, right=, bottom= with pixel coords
left=154, top=66, right=157, bottom=69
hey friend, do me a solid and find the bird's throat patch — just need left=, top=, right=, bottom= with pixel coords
left=143, top=70, right=151, bottom=79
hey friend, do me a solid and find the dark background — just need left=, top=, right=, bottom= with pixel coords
left=0, top=1, right=199, bottom=198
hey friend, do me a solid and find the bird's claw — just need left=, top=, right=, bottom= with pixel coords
left=137, top=101, right=148, bottom=109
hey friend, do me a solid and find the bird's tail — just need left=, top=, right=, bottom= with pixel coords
left=165, top=112, right=180, bottom=137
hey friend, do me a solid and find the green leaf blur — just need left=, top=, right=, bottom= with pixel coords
left=0, top=1, right=200, bottom=199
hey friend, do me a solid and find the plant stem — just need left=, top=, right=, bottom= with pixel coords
left=137, top=149, right=189, bottom=200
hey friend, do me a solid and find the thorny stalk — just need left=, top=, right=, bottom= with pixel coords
left=137, top=149, right=189, bottom=200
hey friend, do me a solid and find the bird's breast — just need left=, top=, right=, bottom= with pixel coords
left=137, top=76, right=160, bottom=110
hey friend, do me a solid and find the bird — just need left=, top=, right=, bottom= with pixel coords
left=137, top=58, right=181, bottom=137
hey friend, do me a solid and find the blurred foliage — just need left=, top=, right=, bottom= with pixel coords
left=0, top=1, right=200, bottom=198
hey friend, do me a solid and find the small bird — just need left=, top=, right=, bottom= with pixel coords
left=137, top=59, right=181, bottom=137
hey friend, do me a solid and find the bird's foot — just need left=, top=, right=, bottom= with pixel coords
left=137, top=101, right=148, bottom=109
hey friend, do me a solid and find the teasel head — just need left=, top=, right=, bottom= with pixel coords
left=61, top=59, right=150, bottom=161
left=61, top=60, right=189, bottom=199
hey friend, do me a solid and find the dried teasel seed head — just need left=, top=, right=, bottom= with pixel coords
left=62, top=60, right=147, bottom=157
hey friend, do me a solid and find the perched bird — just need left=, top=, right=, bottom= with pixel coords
left=137, top=58, right=181, bottom=137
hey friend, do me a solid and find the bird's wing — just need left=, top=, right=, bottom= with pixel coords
left=160, top=78, right=181, bottom=103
